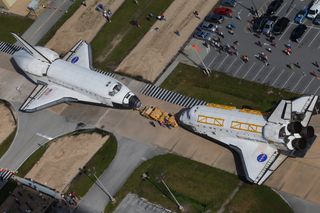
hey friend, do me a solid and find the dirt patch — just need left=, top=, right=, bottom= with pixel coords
left=26, top=132, right=109, bottom=192
left=46, top=0, right=125, bottom=55
left=116, top=0, right=219, bottom=82
left=0, top=102, right=16, bottom=144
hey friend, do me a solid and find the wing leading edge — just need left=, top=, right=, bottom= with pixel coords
left=222, top=137, right=287, bottom=184
left=20, top=83, right=101, bottom=112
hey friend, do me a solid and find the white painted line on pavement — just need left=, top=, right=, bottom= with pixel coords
left=291, top=75, right=304, bottom=92
left=233, top=62, right=245, bottom=76
left=285, top=4, right=296, bottom=17
left=262, top=66, right=276, bottom=83
left=302, top=78, right=315, bottom=93
left=242, top=62, right=256, bottom=79
left=276, top=2, right=288, bottom=16
left=279, top=22, right=293, bottom=40
left=225, top=57, right=238, bottom=73
left=217, top=54, right=229, bottom=69
left=314, top=85, right=320, bottom=95
left=272, top=69, right=285, bottom=86
left=308, top=30, right=320, bottom=47
left=208, top=53, right=219, bottom=67
left=298, top=27, right=312, bottom=45
left=281, top=72, right=294, bottom=89
left=252, top=64, right=265, bottom=81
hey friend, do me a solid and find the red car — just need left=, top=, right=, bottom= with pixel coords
left=213, top=7, right=232, bottom=17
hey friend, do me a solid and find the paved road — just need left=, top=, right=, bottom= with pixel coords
left=22, top=0, right=74, bottom=45
left=75, top=135, right=164, bottom=213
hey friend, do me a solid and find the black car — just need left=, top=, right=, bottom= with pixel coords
left=266, top=0, right=284, bottom=15
left=272, top=17, right=290, bottom=35
left=252, top=14, right=269, bottom=32
left=205, top=13, right=224, bottom=23
left=290, top=24, right=307, bottom=42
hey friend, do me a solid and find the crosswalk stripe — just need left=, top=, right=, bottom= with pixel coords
left=157, top=89, right=167, bottom=100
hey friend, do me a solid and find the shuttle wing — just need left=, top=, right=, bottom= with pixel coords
left=20, top=83, right=101, bottom=112
left=222, top=137, right=287, bottom=184
left=63, top=40, right=92, bottom=69
left=267, top=96, right=318, bottom=126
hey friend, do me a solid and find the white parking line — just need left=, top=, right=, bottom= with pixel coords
left=279, top=22, right=293, bottom=40
left=314, top=85, right=320, bottom=95
left=208, top=53, right=219, bottom=67
left=232, top=62, right=245, bottom=76
left=308, top=30, right=320, bottom=47
left=217, top=54, right=229, bottom=69
left=262, top=66, right=276, bottom=83
left=242, top=62, right=256, bottom=79
left=298, top=27, right=312, bottom=45
left=281, top=72, right=294, bottom=89
left=285, top=4, right=296, bottom=17
left=225, top=57, right=238, bottom=73
left=252, top=64, right=265, bottom=81
left=292, top=75, right=304, bottom=92
left=276, top=2, right=288, bottom=16
left=302, top=78, right=315, bottom=93
left=271, top=69, right=285, bottom=86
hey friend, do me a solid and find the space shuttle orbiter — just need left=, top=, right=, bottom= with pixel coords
left=11, top=33, right=141, bottom=112
left=179, top=96, right=318, bottom=184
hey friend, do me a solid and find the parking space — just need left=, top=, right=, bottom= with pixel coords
left=188, top=0, right=320, bottom=96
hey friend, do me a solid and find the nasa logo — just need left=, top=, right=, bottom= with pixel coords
left=257, top=153, right=268, bottom=162
left=71, top=56, right=79, bottom=64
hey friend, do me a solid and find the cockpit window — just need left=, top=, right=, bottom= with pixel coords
left=109, top=83, right=122, bottom=96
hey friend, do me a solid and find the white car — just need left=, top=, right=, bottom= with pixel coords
left=199, top=21, right=217, bottom=32
left=307, top=0, right=320, bottom=19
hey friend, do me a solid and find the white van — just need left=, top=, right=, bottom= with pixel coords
left=308, top=0, right=320, bottom=19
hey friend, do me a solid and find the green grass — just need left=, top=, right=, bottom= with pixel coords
left=105, top=154, right=291, bottom=213
left=0, top=128, right=16, bottom=158
left=37, top=0, right=82, bottom=46
left=66, top=134, right=117, bottom=197
left=92, top=0, right=174, bottom=71
left=0, top=14, right=33, bottom=43
left=224, top=183, right=293, bottom=213
left=161, top=63, right=299, bottom=112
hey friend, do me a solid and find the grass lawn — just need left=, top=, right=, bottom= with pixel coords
left=161, top=63, right=299, bottom=112
left=0, top=14, right=33, bottom=43
left=224, top=183, right=293, bottom=213
left=66, top=134, right=117, bottom=197
left=37, top=0, right=82, bottom=46
left=92, top=0, right=174, bottom=71
left=0, top=128, right=16, bottom=158
left=105, top=154, right=291, bottom=213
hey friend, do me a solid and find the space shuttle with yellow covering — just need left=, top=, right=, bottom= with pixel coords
left=179, top=96, right=318, bottom=184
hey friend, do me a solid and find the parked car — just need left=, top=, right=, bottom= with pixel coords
left=290, top=24, right=307, bottom=42
left=193, top=29, right=214, bottom=41
left=294, top=8, right=308, bottom=24
left=213, top=7, right=232, bottom=17
left=266, top=0, right=284, bottom=15
left=199, top=21, right=217, bottom=32
left=272, top=17, right=290, bottom=35
left=205, top=13, right=224, bottom=24
left=252, top=14, right=269, bottom=32
left=220, top=0, right=237, bottom=7
left=307, top=0, right=320, bottom=19
left=313, top=14, right=320, bottom=24
left=263, top=16, right=278, bottom=34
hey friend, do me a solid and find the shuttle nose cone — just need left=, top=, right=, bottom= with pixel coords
left=129, top=95, right=141, bottom=109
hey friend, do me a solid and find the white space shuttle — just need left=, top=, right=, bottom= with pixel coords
left=179, top=96, right=319, bottom=184
left=11, top=33, right=141, bottom=112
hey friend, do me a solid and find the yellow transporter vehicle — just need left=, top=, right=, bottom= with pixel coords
left=140, top=106, right=178, bottom=128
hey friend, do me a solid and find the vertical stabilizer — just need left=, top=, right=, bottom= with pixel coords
left=11, top=33, right=51, bottom=64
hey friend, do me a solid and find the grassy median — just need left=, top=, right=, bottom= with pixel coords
left=105, top=154, right=292, bottom=213
left=161, top=63, right=298, bottom=112
left=66, top=133, right=117, bottom=197
left=92, top=0, right=174, bottom=71
left=0, top=14, right=33, bottom=43
left=0, top=129, right=16, bottom=158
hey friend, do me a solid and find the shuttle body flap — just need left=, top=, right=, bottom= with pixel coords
left=20, top=83, right=100, bottom=112
left=63, top=40, right=92, bottom=69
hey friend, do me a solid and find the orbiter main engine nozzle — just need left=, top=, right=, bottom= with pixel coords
left=300, top=126, right=315, bottom=139
left=291, top=138, right=307, bottom=151
left=287, top=121, right=302, bottom=134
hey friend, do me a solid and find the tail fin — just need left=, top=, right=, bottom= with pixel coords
left=267, top=95, right=319, bottom=126
left=11, top=33, right=51, bottom=64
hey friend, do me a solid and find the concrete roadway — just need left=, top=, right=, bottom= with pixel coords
left=22, top=0, right=74, bottom=45
left=191, top=0, right=320, bottom=96
left=1, top=52, right=320, bottom=212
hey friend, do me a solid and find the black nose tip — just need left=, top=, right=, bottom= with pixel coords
left=129, top=95, right=141, bottom=109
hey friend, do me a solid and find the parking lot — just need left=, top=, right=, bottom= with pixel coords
left=191, top=0, right=320, bottom=95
